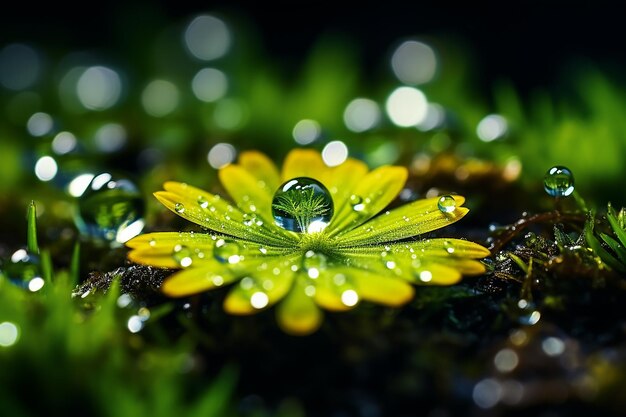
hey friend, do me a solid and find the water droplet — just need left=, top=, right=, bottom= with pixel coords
left=443, top=240, right=455, bottom=254
left=544, top=166, right=574, bottom=197
left=303, top=250, right=327, bottom=279
left=437, top=195, right=456, bottom=213
left=197, top=196, right=210, bottom=209
left=172, top=244, right=193, bottom=267
left=214, top=239, right=241, bottom=264
left=250, top=291, right=269, bottom=309
left=271, top=177, right=334, bottom=233
left=74, top=173, right=145, bottom=244
left=174, top=203, right=185, bottom=213
left=340, top=289, right=359, bottom=307
left=243, top=213, right=263, bottom=227
left=3, top=248, right=42, bottom=289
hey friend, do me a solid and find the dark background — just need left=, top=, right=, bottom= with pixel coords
left=1, top=0, right=624, bottom=94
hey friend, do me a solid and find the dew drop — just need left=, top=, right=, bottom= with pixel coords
left=172, top=244, right=193, bottom=267
left=543, top=166, right=574, bottom=197
left=197, top=196, right=210, bottom=209
left=174, top=202, right=185, bottom=213
left=443, top=240, right=455, bottom=254
left=3, top=248, right=42, bottom=290
left=271, top=177, right=334, bottom=233
left=437, top=195, right=456, bottom=213
left=74, top=173, right=145, bottom=245
left=250, top=291, right=269, bottom=309
left=214, top=239, right=241, bottom=264
left=341, top=289, right=359, bottom=307
left=303, top=250, right=327, bottom=279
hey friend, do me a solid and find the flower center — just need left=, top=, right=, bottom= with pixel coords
left=271, top=177, right=334, bottom=233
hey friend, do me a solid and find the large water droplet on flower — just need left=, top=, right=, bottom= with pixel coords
left=544, top=166, right=574, bottom=197
left=2, top=248, right=43, bottom=290
left=214, top=238, right=241, bottom=264
left=303, top=250, right=327, bottom=279
left=271, top=177, right=333, bottom=233
left=437, top=195, right=456, bottom=213
left=75, top=173, right=145, bottom=245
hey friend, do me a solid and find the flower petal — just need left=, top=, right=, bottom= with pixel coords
left=127, top=232, right=293, bottom=270
left=276, top=276, right=323, bottom=335
left=237, top=151, right=281, bottom=196
left=349, top=269, right=414, bottom=306
left=324, top=158, right=369, bottom=222
left=155, top=182, right=296, bottom=246
left=218, top=164, right=274, bottom=220
left=281, top=149, right=331, bottom=183
left=314, top=267, right=413, bottom=310
left=327, top=166, right=407, bottom=237
left=336, top=195, right=470, bottom=246
left=223, top=259, right=296, bottom=315
left=161, top=264, right=237, bottom=297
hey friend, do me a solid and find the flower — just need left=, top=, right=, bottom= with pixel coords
left=127, top=149, right=490, bottom=335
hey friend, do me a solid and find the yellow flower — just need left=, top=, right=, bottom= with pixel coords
left=127, top=149, right=490, bottom=335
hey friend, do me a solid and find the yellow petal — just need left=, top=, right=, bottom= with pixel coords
left=161, top=265, right=236, bottom=297
left=128, top=248, right=179, bottom=268
left=328, top=165, right=407, bottom=237
left=412, top=263, right=463, bottom=285
left=276, top=277, right=323, bottom=335
left=337, top=195, right=469, bottom=246
left=155, top=183, right=295, bottom=246
left=350, top=269, right=415, bottom=306
left=218, top=164, right=274, bottom=219
left=238, top=151, right=281, bottom=195
left=324, top=158, right=369, bottom=217
left=281, top=149, right=331, bottom=184
left=223, top=261, right=295, bottom=315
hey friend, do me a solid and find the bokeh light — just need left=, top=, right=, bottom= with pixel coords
left=477, top=114, right=508, bottom=142
left=192, top=68, right=228, bottom=102
left=0, top=322, right=20, bottom=347
left=52, top=131, right=77, bottom=155
left=343, top=98, right=381, bottom=132
left=34, top=156, right=58, bottom=182
left=322, top=140, right=348, bottom=166
left=391, top=40, right=437, bottom=85
left=26, top=112, right=53, bottom=137
left=208, top=143, right=236, bottom=169
left=141, top=80, right=179, bottom=117
left=184, top=15, right=231, bottom=61
left=386, top=87, right=428, bottom=127
left=292, top=119, right=321, bottom=145
left=0, top=43, right=41, bottom=90
left=94, top=123, right=127, bottom=153
left=77, top=66, right=122, bottom=111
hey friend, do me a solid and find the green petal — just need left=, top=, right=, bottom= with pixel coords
left=336, top=195, right=469, bottom=246
left=218, top=164, right=274, bottom=221
left=276, top=276, right=323, bottom=335
left=339, top=238, right=489, bottom=285
left=127, top=232, right=293, bottom=269
left=349, top=268, right=414, bottom=306
left=223, top=258, right=296, bottom=315
left=238, top=151, right=281, bottom=195
left=161, top=264, right=237, bottom=297
left=327, top=166, right=407, bottom=237
left=155, top=182, right=296, bottom=246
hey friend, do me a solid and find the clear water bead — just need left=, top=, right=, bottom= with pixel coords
left=271, top=177, right=334, bottom=233
left=214, top=239, right=241, bottom=264
left=544, top=166, right=574, bottom=197
left=75, top=173, right=145, bottom=244
left=437, top=195, right=457, bottom=213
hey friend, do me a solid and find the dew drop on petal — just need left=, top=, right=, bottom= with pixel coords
left=197, top=196, right=210, bottom=209
left=340, top=289, right=359, bottom=307
left=175, top=203, right=185, bottom=213
left=543, top=166, right=574, bottom=197
left=303, top=250, right=327, bottom=279
left=172, top=244, right=193, bottom=267
left=437, top=195, right=456, bottom=213
left=443, top=240, right=455, bottom=254
left=214, top=239, right=241, bottom=264
left=250, top=291, right=269, bottom=309
left=271, top=177, right=333, bottom=233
